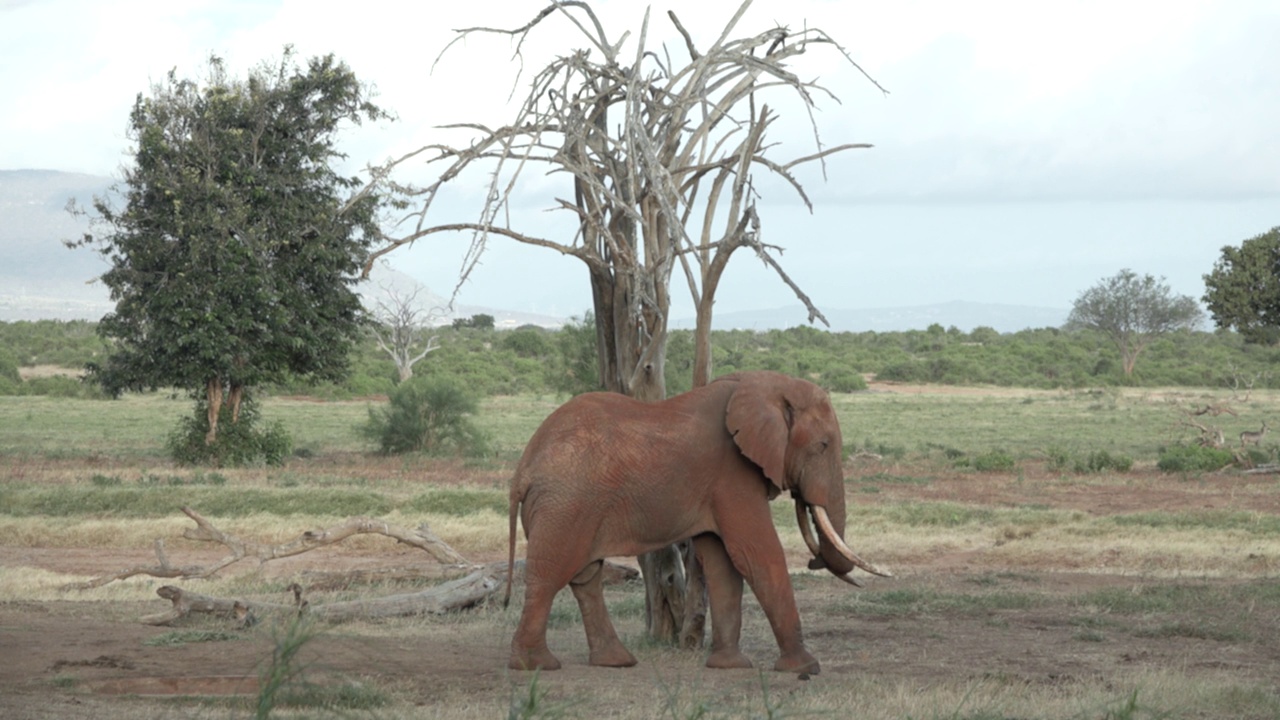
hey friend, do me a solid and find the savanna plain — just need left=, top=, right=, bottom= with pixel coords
left=2, top=382, right=1279, bottom=719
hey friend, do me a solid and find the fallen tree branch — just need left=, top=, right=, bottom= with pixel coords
left=62, top=506, right=469, bottom=591
left=1242, top=464, right=1280, bottom=475
left=141, top=560, right=639, bottom=626
left=141, top=561, right=521, bottom=626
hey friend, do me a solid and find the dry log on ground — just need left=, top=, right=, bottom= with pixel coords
left=141, top=561, right=523, bottom=626
left=142, top=560, right=640, bottom=626
left=62, top=506, right=468, bottom=591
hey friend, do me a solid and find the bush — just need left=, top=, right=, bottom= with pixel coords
left=1047, top=446, right=1134, bottom=473
left=1156, top=444, right=1236, bottom=473
left=962, top=450, right=1017, bottom=472
left=0, top=347, right=19, bottom=384
left=362, top=377, right=490, bottom=456
left=167, top=393, right=292, bottom=467
left=1077, top=449, right=1133, bottom=473
left=820, top=368, right=868, bottom=393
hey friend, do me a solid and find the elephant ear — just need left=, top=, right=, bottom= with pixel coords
left=725, top=373, right=794, bottom=492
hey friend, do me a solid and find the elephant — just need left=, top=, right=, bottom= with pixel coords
left=503, top=370, right=889, bottom=674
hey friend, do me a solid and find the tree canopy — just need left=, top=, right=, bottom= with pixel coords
left=71, top=50, right=389, bottom=443
left=1202, top=226, right=1280, bottom=345
left=1067, top=269, right=1205, bottom=377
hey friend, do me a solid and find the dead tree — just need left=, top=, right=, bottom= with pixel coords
left=359, top=1, right=882, bottom=647
left=1226, top=362, right=1272, bottom=402
left=369, top=283, right=443, bottom=383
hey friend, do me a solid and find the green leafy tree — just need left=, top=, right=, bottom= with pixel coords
left=452, top=314, right=495, bottom=330
left=1067, top=269, right=1205, bottom=377
left=1202, top=226, right=1280, bottom=345
left=70, top=50, right=389, bottom=447
left=549, top=312, right=600, bottom=396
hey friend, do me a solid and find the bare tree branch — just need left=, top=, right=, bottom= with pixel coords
left=62, top=507, right=468, bottom=591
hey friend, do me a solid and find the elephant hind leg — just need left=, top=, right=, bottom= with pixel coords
left=509, top=575, right=563, bottom=671
left=693, top=534, right=753, bottom=670
left=570, top=561, right=637, bottom=668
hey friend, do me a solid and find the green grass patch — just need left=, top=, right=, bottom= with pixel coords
left=836, top=587, right=1040, bottom=617
left=268, top=681, right=391, bottom=711
left=871, top=501, right=1078, bottom=529
left=1075, top=584, right=1219, bottom=614
left=1133, top=622, right=1246, bottom=642
left=0, top=485, right=396, bottom=518
left=855, top=472, right=934, bottom=486
left=1111, top=510, right=1280, bottom=535
left=144, top=630, right=241, bottom=647
left=406, top=487, right=507, bottom=516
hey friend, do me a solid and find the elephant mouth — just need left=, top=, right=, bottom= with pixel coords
left=795, top=499, right=892, bottom=587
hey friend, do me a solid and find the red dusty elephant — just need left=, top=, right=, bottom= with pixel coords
left=504, top=370, right=890, bottom=674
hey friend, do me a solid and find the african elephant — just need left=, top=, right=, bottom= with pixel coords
left=504, top=370, right=889, bottom=674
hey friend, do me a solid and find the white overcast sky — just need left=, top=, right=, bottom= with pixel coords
left=3, top=0, right=1279, bottom=321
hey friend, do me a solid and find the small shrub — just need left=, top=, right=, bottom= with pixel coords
left=167, top=394, right=292, bottom=467
left=0, top=347, right=20, bottom=384
left=90, top=474, right=123, bottom=487
left=362, top=377, right=490, bottom=456
left=967, top=450, right=1017, bottom=472
left=820, top=368, right=868, bottom=393
left=1076, top=449, right=1133, bottom=473
left=1157, top=444, right=1236, bottom=473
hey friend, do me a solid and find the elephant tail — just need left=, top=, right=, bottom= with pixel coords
left=504, top=481, right=522, bottom=609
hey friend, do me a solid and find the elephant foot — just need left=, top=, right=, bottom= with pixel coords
left=588, top=643, right=638, bottom=668
left=705, top=649, right=753, bottom=670
left=774, top=649, right=820, bottom=675
left=509, top=648, right=562, bottom=671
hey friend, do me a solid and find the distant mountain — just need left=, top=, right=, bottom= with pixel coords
left=0, top=170, right=565, bottom=327
left=675, top=300, right=1069, bottom=333
left=2, top=170, right=1066, bottom=332
left=0, top=169, right=116, bottom=320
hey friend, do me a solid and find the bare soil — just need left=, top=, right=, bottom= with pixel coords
left=3, top=391, right=1280, bottom=717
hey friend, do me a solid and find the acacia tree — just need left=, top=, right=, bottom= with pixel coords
left=1067, top=269, right=1205, bottom=377
left=363, top=1, right=879, bottom=644
left=72, top=50, right=388, bottom=447
left=1202, top=226, right=1280, bottom=345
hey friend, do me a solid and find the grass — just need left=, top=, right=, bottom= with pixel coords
left=144, top=629, right=241, bottom=646
left=4, top=388, right=1280, bottom=719
left=4, top=385, right=1280, bottom=466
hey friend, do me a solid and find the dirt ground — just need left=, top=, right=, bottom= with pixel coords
left=3, top=382, right=1280, bottom=718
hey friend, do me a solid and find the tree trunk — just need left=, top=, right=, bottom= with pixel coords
left=588, top=258, right=685, bottom=644
left=228, top=384, right=244, bottom=425
left=204, top=377, right=223, bottom=445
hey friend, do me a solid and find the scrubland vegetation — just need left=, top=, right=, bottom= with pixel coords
left=4, top=318, right=1280, bottom=402
left=3, top=319, right=1280, bottom=718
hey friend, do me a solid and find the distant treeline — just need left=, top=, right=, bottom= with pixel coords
left=2, top=318, right=1277, bottom=399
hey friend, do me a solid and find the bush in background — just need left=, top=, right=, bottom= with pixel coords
left=1156, top=444, right=1236, bottom=473
left=167, top=394, right=292, bottom=467
left=361, top=377, right=490, bottom=457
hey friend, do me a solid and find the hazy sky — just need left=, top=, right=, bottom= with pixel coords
left=4, top=0, right=1278, bottom=321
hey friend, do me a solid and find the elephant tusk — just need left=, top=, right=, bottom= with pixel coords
left=795, top=500, right=823, bottom=558
left=812, top=506, right=893, bottom=578
left=835, top=572, right=863, bottom=588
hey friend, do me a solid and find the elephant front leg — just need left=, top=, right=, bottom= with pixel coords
left=569, top=561, right=637, bottom=668
left=693, top=534, right=752, bottom=669
left=721, top=520, right=820, bottom=674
